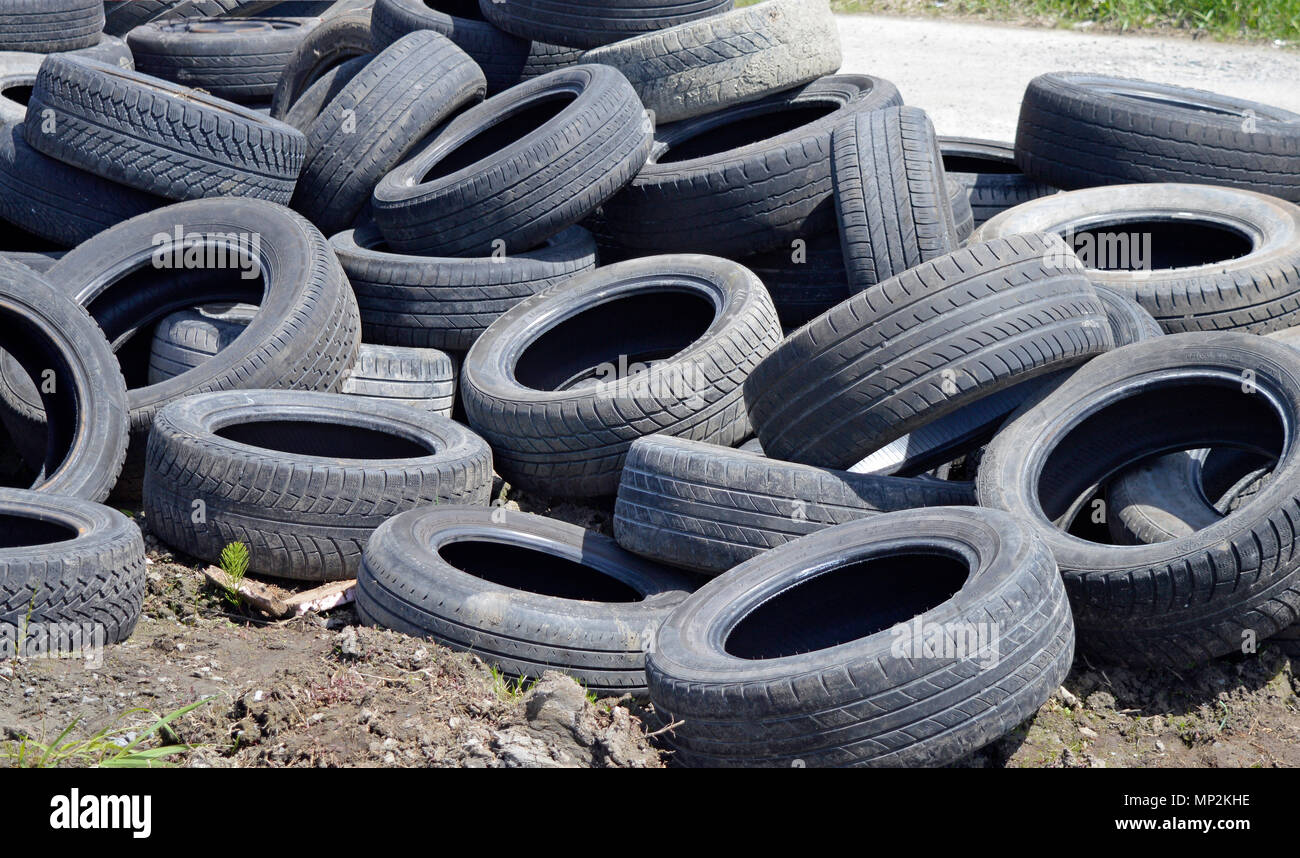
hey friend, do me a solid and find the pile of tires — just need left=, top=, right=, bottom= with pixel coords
left=2, top=0, right=1300, bottom=769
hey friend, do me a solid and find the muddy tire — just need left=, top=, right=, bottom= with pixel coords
left=462, top=255, right=782, bottom=498
left=580, top=0, right=839, bottom=124
left=596, top=74, right=901, bottom=259
left=1015, top=72, right=1300, bottom=202
left=613, top=435, right=975, bottom=576
left=357, top=506, right=696, bottom=695
left=977, top=332, right=1300, bottom=667
left=26, top=55, right=307, bottom=204
left=0, top=260, right=128, bottom=502
left=0, top=489, right=146, bottom=647
left=646, top=506, right=1074, bottom=767
left=972, top=183, right=1300, bottom=335
left=332, top=219, right=597, bottom=352
left=293, top=30, right=486, bottom=236
left=745, top=233, right=1114, bottom=469
left=144, top=389, right=493, bottom=581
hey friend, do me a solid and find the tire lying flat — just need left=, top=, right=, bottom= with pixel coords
left=358, top=506, right=697, bottom=695
left=939, top=136, right=1057, bottom=228
left=0, top=0, right=104, bottom=54
left=144, top=390, right=493, bottom=581
left=479, top=0, right=734, bottom=50
left=646, top=507, right=1074, bottom=767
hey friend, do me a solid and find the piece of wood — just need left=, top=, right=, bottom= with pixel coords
left=204, top=567, right=289, bottom=618
left=284, top=580, right=356, bottom=616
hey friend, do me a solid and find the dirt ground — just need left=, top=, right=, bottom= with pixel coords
left=2, top=485, right=1298, bottom=769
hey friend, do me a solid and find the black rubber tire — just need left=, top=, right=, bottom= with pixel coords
left=128, top=16, right=319, bottom=102
left=646, top=506, right=1074, bottom=767
left=0, top=489, right=146, bottom=647
left=0, top=260, right=128, bottom=502
left=0, top=123, right=164, bottom=247
left=0, top=250, right=62, bottom=273
left=977, top=331, right=1300, bottom=667
left=737, top=227, right=850, bottom=328
left=0, top=0, right=104, bottom=54
left=579, top=0, right=839, bottom=124
left=104, top=0, right=270, bottom=37
left=147, top=304, right=458, bottom=415
left=613, top=434, right=976, bottom=576
left=462, top=255, right=782, bottom=498
left=595, top=75, right=902, bottom=259
left=61, top=34, right=137, bottom=67
left=1015, top=72, right=1300, bottom=202
left=371, top=0, right=579, bottom=94
left=745, top=233, right=1114, bottom=469
left=972, top=183, right=1300, bottom=335
left=280, top=52, right=370, bottom=130
left=332, top=218, right=597, bottom=351
left=831, top=105, right=960, bottom=293
left=357, top=505, right=696, bottom=694
left=144, top=389, right=493, bottom=581
left=949, top=172, right=973, bottom=243
left=292, top=30, right=486, bottom=236
left=268, top=7, right=371, bottom=120
left=480, top=0, right=732, bottom=49
left=939, top=136, right=1057, bottom=227
left=372, top=64, right=651, bottom=257
left=26, top=55, right=306, bottom=204
left=0, top=52, right=41, bottom=125
left=0, top=198, right=360, bottom=500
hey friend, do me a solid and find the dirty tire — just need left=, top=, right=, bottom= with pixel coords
left=280, top=52, right=370, bottom=130
left=144, top=390, right=494, bottom=581
left=480, top=0, right=733, bottom=49
left=128, top=16, right=320, bottom=102
left=0, top=489, right=146, bottom=646
left=0, top=124, right=164, bottom=248
left=972, top=183, right=1300, bottom=335
left=462, top=255, right=783, bottom=498
left=340, top=344, right=457, bottom=416
left=745, top=233, right=1114, bottom=469
left=332, top=218, right=597, bottom=351
left=596, top=74, right=902, bottom=259
left=580, top=0, right=840, bottom=124
left=939, top=136, right=1057, bottom=227
left=0, top=259, right=128, bottom=502
left=268, top=7, right=372, bottom=119
left=26, top=55, right=307, bottom=204
left=293, top=30, right=486, bottom=236
left=831, top=105, right=960, bottom=292
left=357, top=505, right=697, bottom=694
left=0, top=0, right=104, bottom=54
left=613, top=434, right=975, bottom=576
left=146, top=303, right=258, bottom=385
left=738, top=227, right=850, bottom=327
left=949, top=173, right=973, bottom=243
left=1015, top=72, right=1300, bottom=202
left=646, top=506, right=1074, bottom=767
left=372, top=64, right=651, bottom=257
left=977, top=331, right=1300, bottom=667
left=105, top=0, right=269, bottom=36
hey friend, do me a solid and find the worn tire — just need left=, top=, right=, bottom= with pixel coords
left=646, top=506, right=1074, bottom=767
left=480, top=0, right=732, bottom=49
left=372, top=64, right=651, bottom=257
left=0, top=489, right=146, bottom=647
left=596, top=74, right=902, bottom=259
left=1015, top=72, right=1300, bottom=202
left=268, top=7, right=371, bottom=119
left=280, top=52, right=370, bottom=130
left=977, top=331, right=1300, bottom=667
left=463, top=255, right=782, bottom=498
left=105, top=0, right=270, bottom=36
left=26, top=55, right=306, bottom=204
left=972, top=183, right=1300, bottom=335
left=332, top=218, right=597, bottom=351
left=144, top=390, right=492, bottom=580
left=293, top=30, right=486, bottom=236
left=831, top=105, right=960, bottom=293
left=0, top=0, right=103, bottom=54
left=613, top=434, right=975, bottom=576
left=580, top=0, right=839, bottom=124
left=745, top=233, right=1114, bottom=469
left=939, top=136, right=1057, bottom=227
left=357, top=506, right=696, bottom=694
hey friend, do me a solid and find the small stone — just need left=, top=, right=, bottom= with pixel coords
left=1086, top=691, right=1116, bottom=711
left=1057, top=686, right=1082, bottom=708
left=336, top=627, right=363, bottom=660
left=1079, top=726, right=1099, bottom=740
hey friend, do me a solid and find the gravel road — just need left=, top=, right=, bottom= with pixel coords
left=836, top=14, right=1300, bottom=140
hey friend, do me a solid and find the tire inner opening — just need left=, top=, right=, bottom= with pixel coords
left=0, top=512, right=77, bottom=548
left=514, top=289, right=714, bottom=391
left=658, top=103, right=840, bottom=163
left=725, top=551, right=969, bottom=660
left=0, top=307, right=79, bottom=489
left=216, top=420, right=434, bottom=459
left=3, top=84, right=32, bottom=106
left=1064, top=219, right=1253, bottom=270
left=437, top=539, right=642, bottom=602
left=419, top=93, right=576, bottom=184
left=941, top=153, right=1020, bottom=175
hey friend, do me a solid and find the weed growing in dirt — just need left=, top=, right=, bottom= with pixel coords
left=0, top=697, right=213, bottom=768
left=219, top=541, right=251, bottom=606
left=488, top=665, right=537, bottom=702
